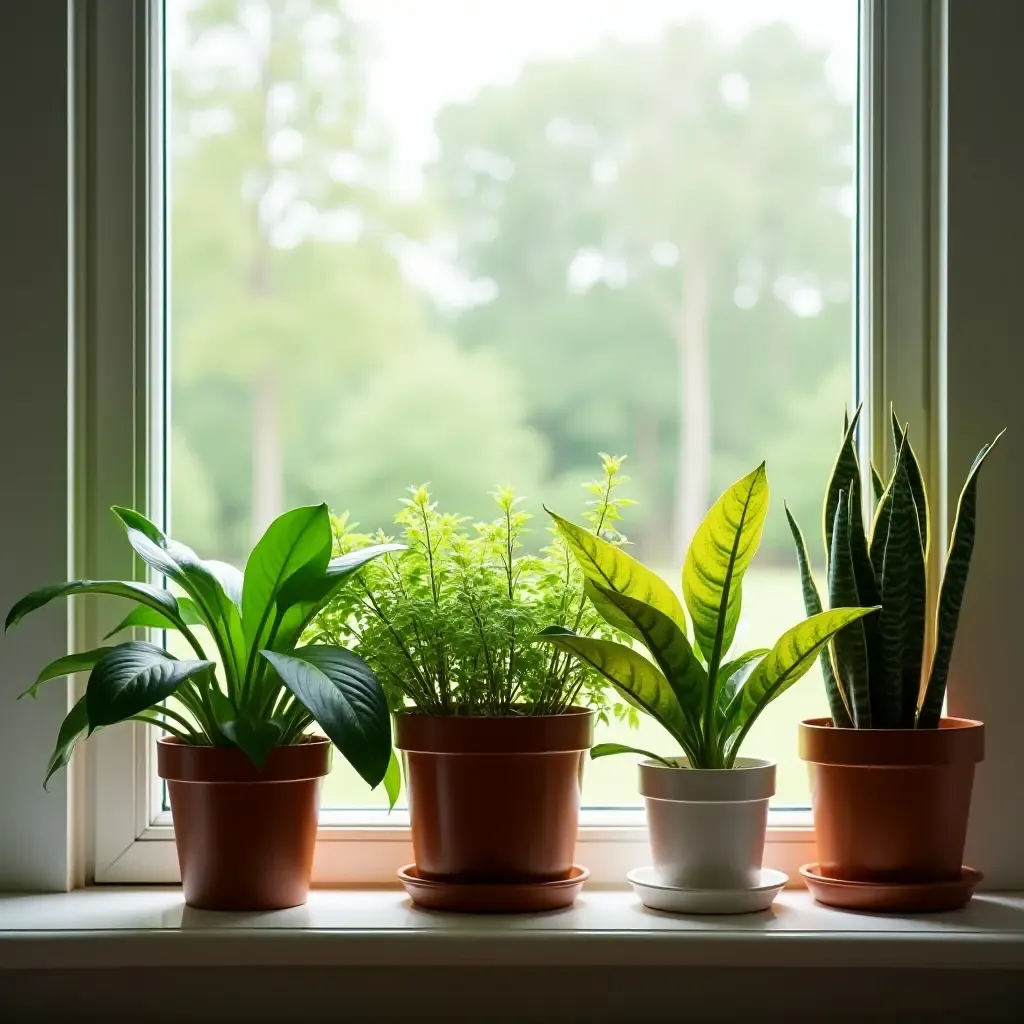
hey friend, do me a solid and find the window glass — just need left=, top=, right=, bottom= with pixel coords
left=166, top=0, right=858, bottom=810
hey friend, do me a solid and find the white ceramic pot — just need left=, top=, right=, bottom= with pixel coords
left=639, top=756, right=776, bottom=889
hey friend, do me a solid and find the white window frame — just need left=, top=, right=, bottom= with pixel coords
left=77, top=0, right=943, bottom=886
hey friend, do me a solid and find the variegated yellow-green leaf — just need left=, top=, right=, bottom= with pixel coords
left=546, top=508, right=688, bottom=636
left=919, top=432, right=1004, bottom=727
left=682, top=463, right=768, bottom=667
left=785, top=503, right=852, bottom=728
left=725, top=606, right=880, bottom=766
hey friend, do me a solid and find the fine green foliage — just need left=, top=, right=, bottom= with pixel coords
left=7, top=505, right=400, bottom=790
left=786, top=406, right=1003, bottom=729
left=538, top=464, right=878, bottom=769
left=312, top=456, right=639, bottom=721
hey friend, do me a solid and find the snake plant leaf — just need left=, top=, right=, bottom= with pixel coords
left=536, top=633, right=694, bottom=753
left=869, top=430, right=907, bottom=580
left=784, top=503, right=852, bottom=728
left=828, top=492, right=872, bottom=727
left=261, top=646, right=389, bottom=788
left=584, top=582, right=706, bottom=723
left=242, top=504, right=333, bottom=657
left=891, top=409, right=930, bottom=558
left=874, top=463, right=917, bottom=728
left=682, top=463, right=769, bottom=667
left=102, top=598, right=204, bottom=641
left=6, top=580, right=185, bottom=633
left=19, top=647, right=114, bottom=700
left=591, top=742, right=677, bottom=768
left=546, top=508, right=688, bottom=636
left=871, top=463, right=885, bottom=506
left=43, top=696, right=90, bottom=789
left=725, top=606, right=880, bottom=766
left=899, top=486, right=927, bottom=727
left=111, top=507, right=247, bottom=691
left=85, top=643, right=214, bottom=732
left=919, top=432, right=1004, bottom=727
left=824, top=404, right=863, bottom=570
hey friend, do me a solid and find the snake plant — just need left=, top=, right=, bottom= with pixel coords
left=536, top=464, right=878, bottom=769
left=786, top=407, right=1002, bottom=729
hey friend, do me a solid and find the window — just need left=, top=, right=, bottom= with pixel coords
left=82, top=0, right=943, bottom=883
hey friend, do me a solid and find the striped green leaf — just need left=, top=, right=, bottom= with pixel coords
left=899, top=483, right=927, bottom=727
left=784, top=503, right=851, bottom=727
left=824, top=405, right=863, bottom=571
left=870, top=431, right=907, bottom=580
left=891, top=409, right=930, bottom=558
left=919, top=432, right=1004, bottom=727
left=870, top=463, right=885, bottom=506
left=828, top=492, right=872, bottom=727
left=725, top=606, right=880, bottom=766
left=547, top=508, right=688, bottom=636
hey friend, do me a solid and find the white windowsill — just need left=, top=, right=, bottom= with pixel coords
left=1, top=886, right=1022, bottom=971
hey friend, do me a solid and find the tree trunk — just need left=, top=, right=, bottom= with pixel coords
left=252, top=368, right=283, bottom=544
left=672, top=250, right=712, bottom=564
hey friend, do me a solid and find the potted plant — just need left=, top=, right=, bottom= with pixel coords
left=6, top=503, right=400, bottom=911
left=313, top=456, right=637, bottom=911
left=786, top=408, right=1002, bottom=911
left=538, top=463, right=876, bottom=909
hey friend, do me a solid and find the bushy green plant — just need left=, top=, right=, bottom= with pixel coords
left=6, top=505, right=400, bottom=789
left=311, top=456, right=638, bottom=720
left=537, top=464, right=878, bottom=769
left=786, top=407, right=1002, bottom=729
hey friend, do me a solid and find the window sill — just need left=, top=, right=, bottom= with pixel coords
left=1, top=886, right=1022, bottom=970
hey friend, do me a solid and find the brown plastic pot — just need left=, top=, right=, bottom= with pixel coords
left=158, top=736, right=331, bottom=910
left=799, top=717, right=984, bottom=883
left=395, top=707, right=594, bottom=883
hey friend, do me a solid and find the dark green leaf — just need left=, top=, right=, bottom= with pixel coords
left=892, top=409, right=930, bottom=558
left=220, top=717, right=284, bottom=769
left=785, top=503, right=851, bottom=727
left=19, top=647, right=113, bottom=700
left=6, top=580, right=182, bottom=633
left=899, top=486, right=927, bottom=728
left=43, top=697, right=89, bottom=789
left=828, top=492, right=872, bottom=727
left=583, top=578, right=644, bottom=642
left=824, top=404, right=862, bottom=572
left=85, top=643, right=214, bottom=732
left=590, top=742, right=676, bottom=767
left=919, top=433, right=1003, bottom=727
left=102, top=598, right=203, bottom=641
left=261, top=646, right=391, bottom=788
left=870, top=463, right=885, bottom=506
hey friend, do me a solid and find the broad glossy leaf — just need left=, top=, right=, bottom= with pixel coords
left=536, top=633, right=693, bottom=751
left=85, top=643, right=214, bottom=732
left=727, top=607, right=879, bottom=764
left=102, top=598, right=203, bottom=641
left=378, top=750, right=402, bottom=810
left=892, top=409, right=930, bottom=558
left=43, top=696, right=89, bottom=789
left=583, top=579, right=643, bottom=643
left=682, top=463, right=768, bottom=665
left=586, top=582, right=706, bottom=723
left=6, top=580, right=182, bottom=633
left=920, top=433, right=1003, bottom=727
left=874, top=464, right=916, bottom=728
left=591, top=742, right=676, bottom=768
left=220, top=717, right=284, bottom=769
left=716, top=649, right=768, bottom=730
left=206, top=561, right=243, bottom=610
left=546, top=508, right=688, bottom=636
left=20, top=647, right=113, bottom=700
left=785, top=504, right=851, bottom=728
left=828, top=493, right=872, bottom=728
left=824, top=405, right=862, bottom=570
left=261, top=646, right=390, bottom=788
left=242, top=505, right=332, bottom=656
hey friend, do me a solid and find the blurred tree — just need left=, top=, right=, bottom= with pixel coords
left=430, top=22, right=853, bottom=562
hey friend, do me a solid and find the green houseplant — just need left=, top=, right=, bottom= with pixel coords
left=314, top=456, right=636, bottom=910
left=538, top=462, right=876, bottom=896
left=6, top=503, right=400, bottom=910
left=787, top=407, right=1002, bottom=907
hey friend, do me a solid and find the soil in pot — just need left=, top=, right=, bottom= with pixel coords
left=395, top=707, right=594, bottom=884
left=799, top=717, right=984, bottom=884
left=158, top=737, right=331, bottom=911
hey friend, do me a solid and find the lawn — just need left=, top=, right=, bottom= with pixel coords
left=320, top=566, right=830, bottom=811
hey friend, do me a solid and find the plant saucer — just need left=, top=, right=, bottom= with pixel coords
left=398, top=864, right=589, bottom=913
left=627, top=866, right=788, bottom=915
left=800, top=863, right=982, bottom=913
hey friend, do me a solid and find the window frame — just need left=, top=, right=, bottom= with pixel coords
left=79, top=0, right=940, bottom=886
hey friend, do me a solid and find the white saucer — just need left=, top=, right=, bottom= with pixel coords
left=627, top=866, right=789, bottom=915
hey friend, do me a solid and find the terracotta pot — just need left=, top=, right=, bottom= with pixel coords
left=395, top=707, right=594, bottom=883
left=158, top=737, right=331, bottom=910
left=799, top=717, right=984, bottom=883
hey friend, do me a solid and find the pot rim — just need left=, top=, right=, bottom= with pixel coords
left=157, top=735, right=332, bottom=783
left=798, top=716, right=985, bottom=767
left=394, top=706, right=595, bottom=754
left=638, top=755, right=776, bottom=802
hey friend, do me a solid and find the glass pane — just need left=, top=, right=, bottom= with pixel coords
left=166, top=0, right=858, bottom=811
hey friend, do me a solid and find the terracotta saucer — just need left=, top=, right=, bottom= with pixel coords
left=800, top=863, right=982, bottom=913
left=397, top=864, right=589, bottom=913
